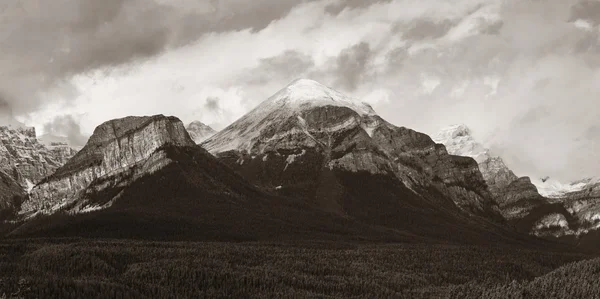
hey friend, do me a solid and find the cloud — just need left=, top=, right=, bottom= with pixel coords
left=240, top=50, right=315, bottom=86
left=0, top=0, right=313, bottom=116
left=42, top=115, right=88, bottom=147
left=204, top=97, right=221, bottom=112
left=324, top=0, right=390, bottom=15
left=7, top=0, right=600, bottom=182
left=334, top=42, right=373, bottom=91
left=397, top=19, right=454, bottom=40
left=569, top=0, right=600, bottom=25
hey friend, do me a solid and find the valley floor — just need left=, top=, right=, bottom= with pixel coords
left=0, top=238, right=595, bottom=298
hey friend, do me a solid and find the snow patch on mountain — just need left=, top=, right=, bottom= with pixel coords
left=433, top=124, right=490, bottom=163
left=531, top=177, right=588, bottom=198
left=434, top=124, right=518, bottom=194
left=202, top=79, right=375, bottom=154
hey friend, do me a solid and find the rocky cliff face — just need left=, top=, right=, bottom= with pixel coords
left=203, top=79, right=501, bottom=220
left=433, top=124, right=600, bottom=240
left=0, top=170, right=27, bottom=220
left=186, top=121, right=217, bottom=144
left=22, top=115, right=195, bottom=216
left=0, top=126, right=78, bottom=191
left=433, top=124, right=519, bottom=195
left=433, top=124, right=548, bottom=220
left=497, top=177, right=547, bottom=220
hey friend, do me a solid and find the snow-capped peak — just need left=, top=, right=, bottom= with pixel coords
left=433, top=124, right=490, bottom=163
left=531, top=176, right=600, bottom=198
left=267, top=79, right=376, bottom=116
left=434, top=124, right=519, bottom=194
left=202, top=79, right=378, bottom=154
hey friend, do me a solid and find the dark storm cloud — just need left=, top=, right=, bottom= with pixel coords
left=0, top=0, right=310, bottom=115
left=204, top=97, right=221, bottom=112
left=334, top=42, right=372, bottom=91
left=569, top=0, right=600, bottom=25
left=324, top=0, right=391, bottom=15
left=240, top=50, right=315, bottom=85
left=481, top=20, right=504, bottom=35
left=398, top=19, right=454, bottom=40
left=42, top=115, right=88, bottom=147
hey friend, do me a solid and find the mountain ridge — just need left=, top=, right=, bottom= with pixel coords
left=203, top=79, right=504, bottom=227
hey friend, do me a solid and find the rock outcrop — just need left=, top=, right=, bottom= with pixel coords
left=433, top=124, right=547, bottom=219
left=203, top=79, right=501, bottom=220
left=433, top=124, right=519, bottom=195
left=496, top=177, right=547, bottom=219
left=0, top=170, right=27, bottom=220
left=433, top=124, right=600, bottom=241
left=0, top=126, right=78, bottom=190
left=22, top=115, right=195, bottom=216
left=186, top=121, right=217, bottom=144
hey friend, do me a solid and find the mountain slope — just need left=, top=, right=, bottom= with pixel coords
left=433, top=124, right=547, bottom=220
left=0, top=126, right=77, bottom=191
left=202, top=79, right=511, bottom=241
left=11, top=114, right=417, bottom=241
left=433, top=124, right=600, bottom=247
left=22, top=115, right=194, bottom=216
left=186, top=121, right=217, bottom=144
left=0, top=170, right=27, bottom=221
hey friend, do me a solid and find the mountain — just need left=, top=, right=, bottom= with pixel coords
left=433, top=124, right=518, bottom=194
left=38, top=133, right=81, bottom=168
left=433, top=124, right=600, bottom=246
left=433, top=124, right=546, bottom=219
left=0, top=170, right=27, bottom=221
left=0, top=126, right=78, bottom=191
left=9, top=115, right=431, bottom=241
left=532, top=177, right=600, bottom=199
left=201, top=79, right=512, bottom=240
left=6, top=86, right=560, bottom=246
left=22, top=115, right=194, bottom=216
left=186, top=121, right=217, bottom=144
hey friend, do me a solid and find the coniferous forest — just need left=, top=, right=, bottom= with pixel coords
left=0, top=238, right=596, bottom=299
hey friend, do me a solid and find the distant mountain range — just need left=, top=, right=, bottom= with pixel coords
left=434, top=123, right=600, bottom=249
left=0, top=79, right=596, bottom=251
left=186, top=121, right=217, bottom=144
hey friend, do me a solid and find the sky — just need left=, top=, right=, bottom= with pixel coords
left=1, top=0, right=599, bottom=182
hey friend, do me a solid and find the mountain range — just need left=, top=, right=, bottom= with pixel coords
left=434, top=123, right=600, bottom=249
left=0, top=79, right=596, bottom=250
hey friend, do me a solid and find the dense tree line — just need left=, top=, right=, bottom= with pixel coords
left=447, top=258, right=600, bottom=299
left=0, top=239, right=591, bottom=298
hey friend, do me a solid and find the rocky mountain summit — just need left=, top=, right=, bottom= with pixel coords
left=186, top=121, right=217, bottom=144
left=0, top=126, right=78, bottom=191
left=433, top=124, right=518, bottom=195
left=203, top=79, right=502, bottom=222
left=434, top=124, right=600, bottom=242
left=22, top=115, right=195, bottom=216
left=433, top=124, right=545, bottom=219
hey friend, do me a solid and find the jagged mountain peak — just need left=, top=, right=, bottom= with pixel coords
left=0, top=124, right=77, bottom=191
left=434, top=124, right=520, bottom=195
left=433, top=124, right=490, bottom=164
left=203, top=79, right=380, bottom=154
left=87, top=115, right=183, bottom=145
left=186, top=121, right=217, bottom=144
left=187, top=120, right=213, bottom=130
left=23, top=115, right=195, bottom=215
left=203, top=82, right=503, bottom=221
left=531, top=176, right=598, bottom=198
left=437, top=124, right=472, bottom=139
left=267, top=78, right=376, bottom=115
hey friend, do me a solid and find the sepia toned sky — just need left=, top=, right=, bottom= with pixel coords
left=1, top=0, right=599, bottom=181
